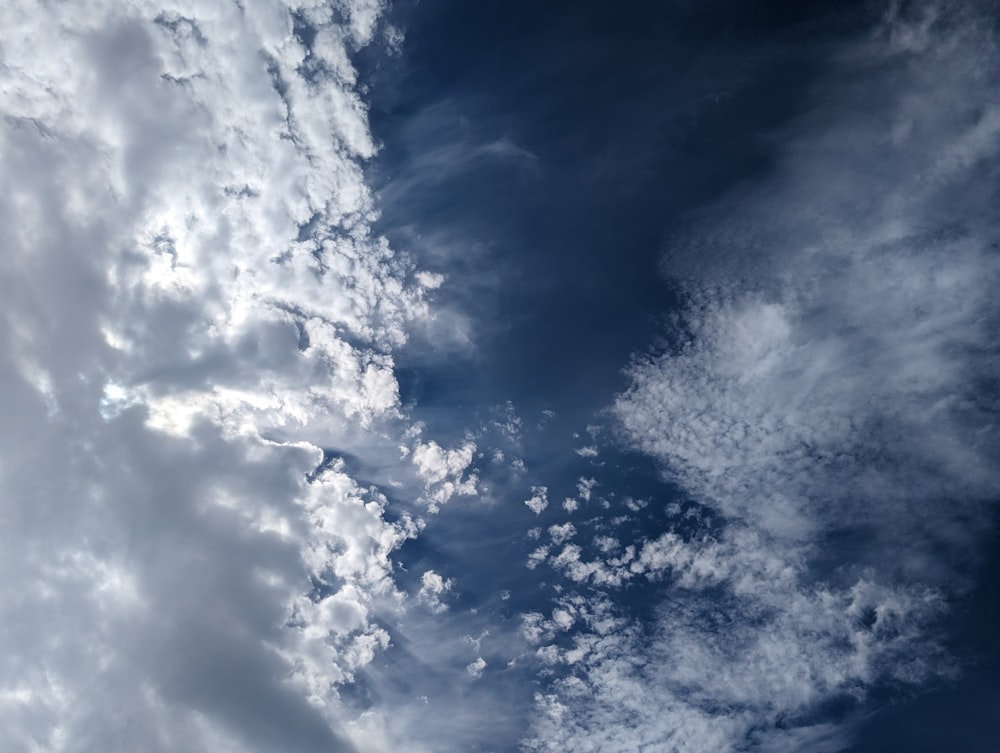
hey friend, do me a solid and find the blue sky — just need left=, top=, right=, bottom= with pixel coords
left=0, top=1, right=997, bottom=752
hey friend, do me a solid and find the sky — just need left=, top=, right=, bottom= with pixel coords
left=0, top=1, right=998, bottom=752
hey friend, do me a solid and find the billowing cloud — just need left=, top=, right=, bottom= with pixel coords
left=410, top=438, right=479, bottom=511
left=524, top=485, right=549, bottom=515
left=0, top=1, right=439, bottom=751
left=5, top=1, right=998, bottom=752
left=466, top=656, right=487, bottom=679
left=548, top=522, right=576, bottom=545
left=416, top=569, right=455, bottom=613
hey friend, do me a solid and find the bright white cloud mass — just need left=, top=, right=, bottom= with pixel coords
left=0, top=1, right=427, bottom=750
left=1, top=1, right=997, bottom=752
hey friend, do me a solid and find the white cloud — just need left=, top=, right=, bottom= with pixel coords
left=575, top=477, right=597, bottom=503
left=526, top=546, right=550, bottom=570
left=526, top=573, right=947, bottom=753
left=0, top=1, right=444, bottom=751
left=416, top=570, right=454, bottom=614
left=523, top=485, right=549, bottom=515
left=593, top=536, right=619, bottom=554
left=548, top=523, right=576, bottom=545
left=411, top=439, right=479, bottom=511
left=550, top=609, right=575, bottom=632
left=465, top=657, right=487, bottom=679
left=530, top=4, right=1000, bottom=751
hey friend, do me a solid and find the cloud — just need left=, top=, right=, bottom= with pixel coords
left=616, top=3, right=1000, bottom=564
left=525, top=576, right=946, bottom=753
left=548, top=523, right=577, bottom=545
left=526, top=545, right=550, bottom=570
left=524, top=485, right=550, bottom=515
left=466, top=657, right=487, bottom=679
left=410, top=438, right=479, bottom=511
left=376, top=101, right=540, bottom=191
left=0, top=1, right=442, bottom=751
left=416, top=570, right=455, bottom=614
left=529, top=2, right=1000, bottom=751
left=575, top=477, right=597, bottom=503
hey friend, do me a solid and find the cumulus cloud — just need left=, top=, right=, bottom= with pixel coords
left=465, top=657, right=487, bottom=679
left=575, top=477, right=597, bottom=503
left=616, top=3, right=1000, bottom=567
left=529, top=3, right=1000, bottom=751
left=548, top=523, right=577, bottom=545
left=0, top=1, right=441, bottom=751
left=526, top=546, right=550, bottom=570
left=524, top=485, right=549, bottom=515
left=416, top=570, right=454, bottom=614
left=411, top=438, right=479, bottom=511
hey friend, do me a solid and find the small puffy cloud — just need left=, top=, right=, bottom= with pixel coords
left=624, top=497, right=647, bottom=513
left=551, top=608, right=575, bottom=631
left=491, top=400, right=524, bottom=443
left=524, top=485, right=549, bottom=515
left=531, top=5, right=1000, bottom=751
left=548, top=523, right=577, bottom=545
left=0, top=1, right=458, bottom=749
left=415, top=270, right=445, bottom=289
left=520, top=612, right=554, bottom=644
left=576, top=477, right=597, bottom=502
left=411, top=440, right=475, bottom=485
left=466, top=657, right=487, bottom=679
left=417, top=570, right=454, bottom=614
left=411, top=439, right=479, bottom=511
left=526, top=546, right=550, bottom=570
left=593, top=536, right=619, bottom=554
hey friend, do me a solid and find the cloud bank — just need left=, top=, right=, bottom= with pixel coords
left=0, top=1, right=437, bottom=751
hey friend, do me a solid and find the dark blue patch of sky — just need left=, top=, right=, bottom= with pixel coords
left=362, top=0, right=872, bottom=421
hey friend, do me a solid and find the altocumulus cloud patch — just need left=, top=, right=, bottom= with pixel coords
left=523, top=4, right=1000, bottom=753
